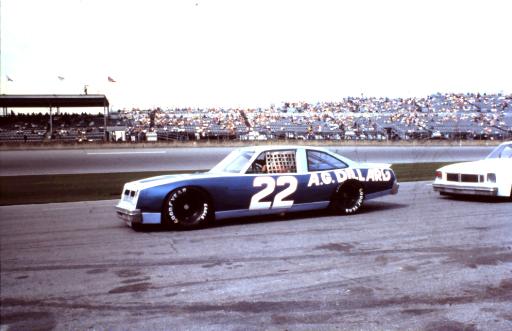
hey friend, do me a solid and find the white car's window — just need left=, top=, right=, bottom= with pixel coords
left=502, top=147, right=512, bottom=158
left=307, top=150, right=347, bottom=171
left=487, top=144, right=512, bottom=159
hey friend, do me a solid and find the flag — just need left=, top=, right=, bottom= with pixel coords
left=108, top=76, right=116, bottom=82
left=7, top=75, right=13, bottom=82
left=58, top=76, right=65, bottom=81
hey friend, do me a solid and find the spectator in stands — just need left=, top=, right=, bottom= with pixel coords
left=2, top=93, right=511, bottom=143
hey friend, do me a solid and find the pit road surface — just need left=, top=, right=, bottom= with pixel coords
left=0, top=145, right=495, bottom=175
left=1, top=182, right=511, bottom=330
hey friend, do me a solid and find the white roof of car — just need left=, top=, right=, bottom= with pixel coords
left=235, top=145, right=358, bottom=167
left=237, top=145, right=330, bottom=153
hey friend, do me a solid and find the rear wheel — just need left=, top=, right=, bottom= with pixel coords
left=330, top=181, right=365, bottom=215
left=164, top=187, right=212, bottom=228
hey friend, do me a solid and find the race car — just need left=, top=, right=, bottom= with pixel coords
left=433, top=141, right=512, bottom=198
left=116, top=145, right=399, bottom=229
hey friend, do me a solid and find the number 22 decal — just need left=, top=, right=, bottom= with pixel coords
left=249, top=176, right=298, bottom=210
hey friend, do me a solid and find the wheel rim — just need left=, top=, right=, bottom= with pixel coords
left=168, top=188, right=207, bottom=225
left=336, top=182, right=363, bottom=213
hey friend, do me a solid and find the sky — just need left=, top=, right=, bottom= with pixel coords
left=1, top=0, right=511, bottom=110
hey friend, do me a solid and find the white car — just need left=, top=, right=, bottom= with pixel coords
left=433, top=141, right=512, bottom=198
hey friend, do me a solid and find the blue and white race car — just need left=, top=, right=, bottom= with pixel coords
left=116, top=146, right=399, bottom=229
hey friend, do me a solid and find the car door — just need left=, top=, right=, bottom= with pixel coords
left=211, top=149, right=305, bottom=213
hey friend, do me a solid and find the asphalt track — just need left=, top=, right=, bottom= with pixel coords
left=0, top=145, right=496, bottom=175
left=1, top=182, right=511, bottom=330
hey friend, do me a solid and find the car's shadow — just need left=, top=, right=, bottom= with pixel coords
left=360, top=201, right=409, bottom=213
left=132, top=201, right=408, bottom=232
left=213, top=201, right=408, bottom=229
left=439, top=194, right=512, bottom=203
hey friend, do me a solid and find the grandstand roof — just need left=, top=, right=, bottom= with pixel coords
left=0, top=94, right=109, bottom=108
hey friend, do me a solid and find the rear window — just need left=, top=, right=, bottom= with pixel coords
left=307, top=150, right=347, bottom=171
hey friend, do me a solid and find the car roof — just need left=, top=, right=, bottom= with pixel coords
left=237, top=145, right=330, bottom=153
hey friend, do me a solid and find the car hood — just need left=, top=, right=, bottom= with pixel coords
left=439, top=158, right=512, bottom=173
left=127, top=172, right=236, bottom=190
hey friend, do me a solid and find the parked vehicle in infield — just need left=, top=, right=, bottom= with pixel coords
left=116, top=146, right=399, bottom=229
left=433, top=141, right=512, bottom=198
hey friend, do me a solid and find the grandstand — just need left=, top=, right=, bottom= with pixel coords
left=0, top=94, right=109, bottom=143
left=1, top=93, right=511, bottom=143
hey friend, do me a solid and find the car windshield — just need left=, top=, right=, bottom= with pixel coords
left=209, top=150, right=255, bottom=173
left=486, top=144, right=512, bottom=159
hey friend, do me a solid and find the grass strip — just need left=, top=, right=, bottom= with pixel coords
left=0, top=163, right=449, bottom=206
left=0, top=170, right=206, bottom=206
left=391, top=162, right=451, bottom=182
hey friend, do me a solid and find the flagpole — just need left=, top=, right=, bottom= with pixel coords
left=3, top=76, right=14, bottom=115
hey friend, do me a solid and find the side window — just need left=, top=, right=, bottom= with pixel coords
left=266, top=150, right=297, bottom=174
left=246, top=152, right=266, bottom=174
left=307, top=150, right=347, bottom=171
left=246, top=150, right=297, bottom=174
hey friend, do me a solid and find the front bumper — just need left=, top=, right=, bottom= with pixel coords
left=115, top=205, right=142, bottom=226
left=432, top=183, right=498, bottom=196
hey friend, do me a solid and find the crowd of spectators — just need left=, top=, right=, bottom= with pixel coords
left=0, top=112, right=107, bottom=143
left=1, top=93, right=511, bottom=143
left=243, top=93, right=511, bottom=141
left=121, top=107, right=247, bottom=141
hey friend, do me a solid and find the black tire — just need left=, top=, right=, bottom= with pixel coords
left=330, top=181, right=365, bottom=215
left=130, top=222, right=144, bottom=232
left=164, top=187, right=212, bottom=228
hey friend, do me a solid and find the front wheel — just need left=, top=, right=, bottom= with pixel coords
left=164, top=187, right=212, bottom=228
left=330, top=181, right=365, bottom=215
